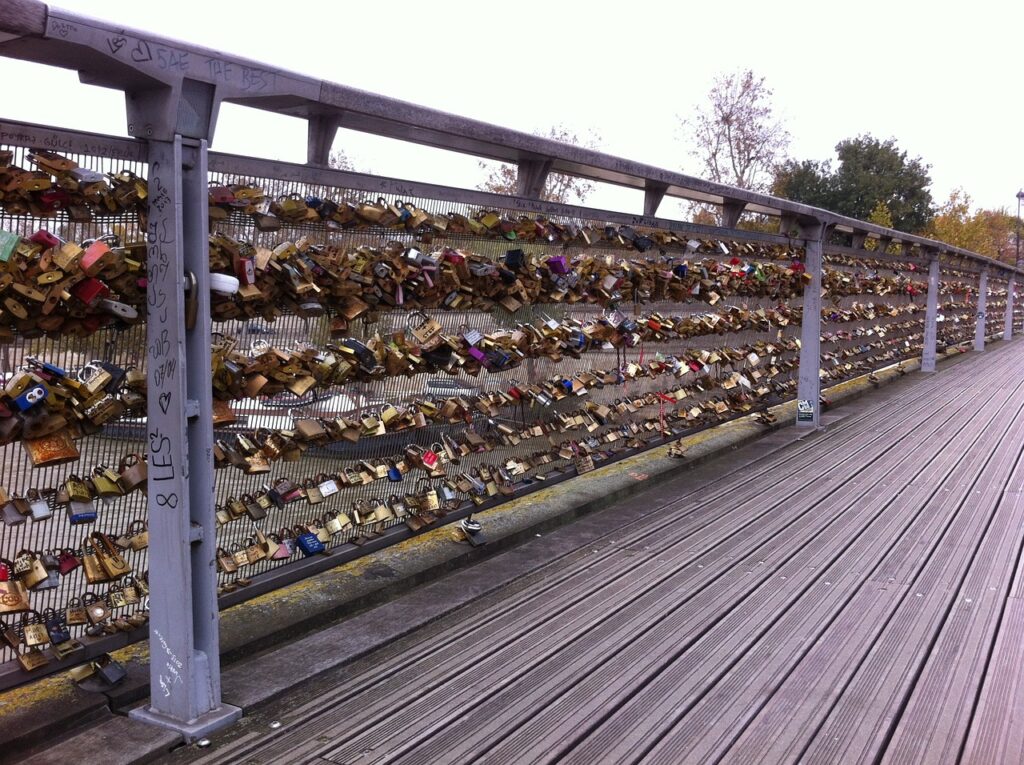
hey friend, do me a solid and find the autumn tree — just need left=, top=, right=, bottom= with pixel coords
left=928, top=188, right=1016, bottom=262
left=773, top=135, right=934, bottom=234
left=863, top=201, right=893, bottom=251
left=477, top=126, right=600, bottom=204
left=683, top=69, right=790, bottom=192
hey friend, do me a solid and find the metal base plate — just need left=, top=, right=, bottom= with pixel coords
left=129, top=702, right=242, bottom=743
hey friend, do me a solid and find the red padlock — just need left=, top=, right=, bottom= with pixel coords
left=70, top=277, right=110, bottom=307
left=30, top=230, right=60, bottom=249
left=421, top=447, right=439, bottom=469
left=235, top=255, right=256, bottom=285
left=80, top=316, right=105, bottom=334
left=37, top=189, right=70, bottom=213
left=80, top=241, right=112, bottom=277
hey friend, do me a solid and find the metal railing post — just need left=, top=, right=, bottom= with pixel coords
left=975, top=269, right=988, bottom=352
left=1004, top=274, right=1015, bottom=341
left=128, top=137, right=240, bottom=741
left=921, top=253, right=940, bottom=372
left=796, top=220, right=825, bottom=428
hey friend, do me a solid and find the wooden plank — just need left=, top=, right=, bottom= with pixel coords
left=960, top=598, right=1024, bottom=765
left=572, top=369, right=1024, bottom=765
left=881, top=491, right=1024, bottom=763
left=228, top=395, right=954, bottom=765
left=793, top=422, right=1024, bottom=761
left=315, top=355, right=1022, bottom=765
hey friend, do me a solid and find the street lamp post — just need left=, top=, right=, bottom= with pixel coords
left=1008, top=190, right=1024, bottom=341
left=1017, top=190, right=1024, bottom=269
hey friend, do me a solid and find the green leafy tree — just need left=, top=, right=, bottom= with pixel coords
left=773, top=135, right=934, bottom=234
left=771, top=159, right=834, bottom=210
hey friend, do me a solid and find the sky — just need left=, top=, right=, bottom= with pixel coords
left=1, top=0, right=1022, bottom=219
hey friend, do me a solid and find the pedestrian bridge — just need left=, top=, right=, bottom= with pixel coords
left=181, top=340, right=1024, bottom=765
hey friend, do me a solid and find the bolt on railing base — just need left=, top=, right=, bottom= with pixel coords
left=129, top=703, right=241, bottom=744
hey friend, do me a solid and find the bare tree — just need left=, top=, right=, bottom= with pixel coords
left=477, top=125, right=600, bottom=204
left=329, top=150, right=360, bottom=173
left=683, top=69, right=789, bottom=192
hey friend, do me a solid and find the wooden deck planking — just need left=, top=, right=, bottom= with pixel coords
left=597, top=368, right=1024, bottom=765
left=372, top=357, right=1023, bottom=765
left=234, top=374, right=966, bottom=761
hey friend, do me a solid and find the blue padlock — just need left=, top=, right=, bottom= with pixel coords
left=29, top=360, right=66, bottom=379
left=504, top=249, right=526, bottom=271
left=296, top=531, right=325, bottom=556
left=387, top=463, right=403, bottom=482
left=673, top=264, right=688, bottom=279
left=14, top=383, right=48, bottom=412
left=67, top=501, right=98, bottom=524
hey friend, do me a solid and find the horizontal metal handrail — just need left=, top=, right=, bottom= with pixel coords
left=0, top=0, right=1017, bottom=274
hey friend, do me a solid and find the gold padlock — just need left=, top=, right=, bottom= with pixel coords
left=91, top=466, right=123, bottom=498
left=22, top=614, right=49, bottom=647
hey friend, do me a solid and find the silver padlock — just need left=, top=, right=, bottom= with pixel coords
left=28, top=490, right=51, bottom=521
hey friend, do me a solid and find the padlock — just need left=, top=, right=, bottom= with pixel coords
left=295, top=526, right=326, bottom=556
left=26, top=489, right=51, bottom=521
left=438, top=483, right=457, bottom=503
left=93, top=656, right=127, bottom=686
left=2, top=496, right=28, bottom=526
left=547, top=255, right=570, bottom=275
left=408, top=311, right=443, bottom=350
left=388, top=495, right=408, bottom=518
left=421, top=446, right=440, bottom=470
left=504, top=249, right=526, bottom=270
left=235, top=255, right=256, bottom=285
left=78, top=362, right=113, bottom=396
left=65, top=597, right=88, bottom=626
left=317, top=474, right=340, bottom=498
left=33, top=551, right=60, bottom=591
left=418, top=479, right=440, bottom=511
left=107, top=585, right=128, bottom=609
left=462, top=327, right=484, bottom=347
left=126, top=520, right=149, bottom=551
left=325, top=513, right=345, bottom=536
left=276, top=529, right=297, bottom=558
left=91, top=466, right=123, bottom=498
left=14, top=550, right=48, bottom=589
left=13, top=383, right=48, bottom=412
left=244, top=536, right=265, bottom=565
left=57, top=549, right=80, bottom=576
left=67, top=500, right=98, bottom=525
left=217, top=546, right=238, bottom=573
left=17, top=646, right=50, bottom=672
left=69, top=277, right=110, bottom=307
left=64, top=475, right=92, bottom=503
left=305, top=479, right=324, bottom=505
left=231, top=543, right=250, bottom=568
left=21, top=610, right=49, bottom=646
